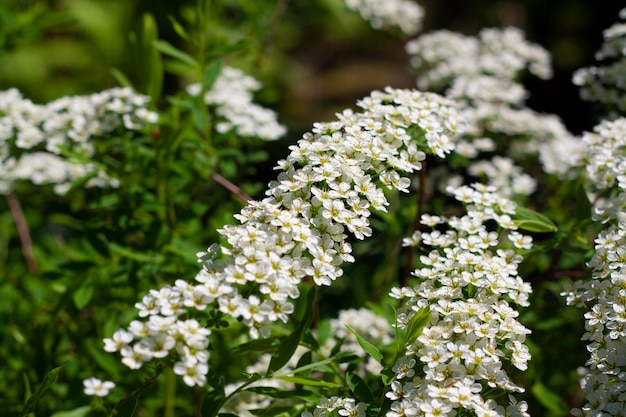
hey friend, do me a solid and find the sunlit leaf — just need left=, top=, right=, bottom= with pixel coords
left=513, top=207, right=557, bottom=233
left=345, top=324, right=384, bottom=365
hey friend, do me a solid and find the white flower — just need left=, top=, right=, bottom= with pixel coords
left=0, top=87, right=156, bottom=195
left=193, top=66, right=286, bottom=141
left=83, top=377, right=115, bottom=397
left=173, top=360, right=209, bottom=387
left=344, top=0, right=424, bottom=35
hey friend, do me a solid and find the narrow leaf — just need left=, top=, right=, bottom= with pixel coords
left=203, top=59, right=223, bottom=91
left=72, top=279, right=94, bottom=309
left=513, top=207, right=557, bottom=233
left=381, top=366, right=396, bottom=386
left=245, top=386, right=316, bottom=401
left=111, top=67, right=134, bottom=88
left=274, top=376, right=340, bottom=388
left=531, top=382, right=569, bottom=416
left=402, top=307, right=431, bottom=348
left=115, top=396, right=138, bottom=417
left=167, top=15, right=190, bottom=41
left=19, top=364, right=65, bottom=417
left=51, top=406, right=91, bottom=417
left=347, top=373, right=376, bottom=403
left=267, top=287, right=316, bottom=373
left=153, top=39, right=198, bottom=67
left=345, top=324, right=384, bottom=365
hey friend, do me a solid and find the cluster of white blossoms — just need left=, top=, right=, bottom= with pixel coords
left=302, top=396, right=367, bottom=417
left=573, top=8, right=626, bottom=113
left=344, top=0, right=423, bottom=35
left=0, top=87, right=157, bottom=195
left=389, top=183, right=533, bottom=417
left=406, top=27, right=582, bottom=180
left=562, top=118, right=626, bottom=417
left=468, top=156, right=536, bottom=197
left=406, top=27, right=551, bottom=103
left=187, top=66, right=286, bottom=141
left=103, top=87, right=463, bottom=387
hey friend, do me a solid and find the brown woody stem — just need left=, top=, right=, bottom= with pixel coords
left=211, top=172, right=253, bottom=204
left=6, top=193, right=38, bottom=273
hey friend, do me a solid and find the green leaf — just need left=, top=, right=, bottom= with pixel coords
left=248, top=405, right=300, bottom=417
left=109, top=243, right=162, bottom=263
left=19, top=364, right=65, bottom=417
left=274, top=376, right=340, bottom=388
left=201, top=369, right=229, bottom=417
left=72, top=279, right=94, bottom=309
left=51, top=406, right=91, bottom=417
left=114, top=396, right=138, bottom=417
left=111, top=67, right=134, bottom=88
left=267, top=287, right=316, bottom=374
left=140, top=13, right=164, bottom=102
left=287, top=353, right=349, bottom=376
left=347, top=373, right=376, bottom=403
left=531, top=381, right=569, bottom=416
left=85, top=233, right=110, bottom=257
left=153, top=39, right=198, bottom=68
left=85, top=339, right=122, bottom=379
left=513, top=207, right=557, bottom=233
left=167, top=15, right=190, bottom=41
left=401, top=307, right=431, bottom=348
left=232, top=338, right=281, bottom=355
left=203, top=59, right=223, bottom=92
left=381, top=366, right=396, bottom=386
left=345, top=324, right=384, bottom=365
left=574, top=182, right=592, bottom=221
left=245, top=386, right=316, bottom=401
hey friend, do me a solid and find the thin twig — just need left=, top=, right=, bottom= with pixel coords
left=6, top=193, right=38, bottom=273
left=114, top=366, right=164, bottom=412
left=210, top=172, right=253, bottom=204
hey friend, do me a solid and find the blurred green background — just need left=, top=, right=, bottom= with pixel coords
left=1, top=0, right=622, bottom=134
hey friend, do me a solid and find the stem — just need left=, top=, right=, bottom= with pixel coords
left=194, top=386, right=202, bottom=417
left=6, top=193, right=38, bottom=273
left=164, top=367, right=177, bottom=417
left=400, top=160, right=428, bottom=287
left=114, top=365, right=166, bottom=412
left=211, top=172, right=253, bottom=203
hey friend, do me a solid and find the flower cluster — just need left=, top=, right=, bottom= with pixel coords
left=103, top=87, right=463, bottom=386
left=562, top=117, right=626, bottom=417
left=468, top=156, right=536, bottom=197
left=302, top=396, right=367, bottom=417
left=103, top=301, right=212, bottom=386
left=0, top=87, right=157, bottom=195
left=389, top=183, right=533, bottom=417
left=580, top=118, right=626, bottom=223
left=573, top=8, right=626, bottom=114
left=344, top=0, right=424, bottom=35
left=406, top=27, right=581, bottom=180
left=188, top=66, right=286, bottom=141
left=406, top=27, right=551, bottom=104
